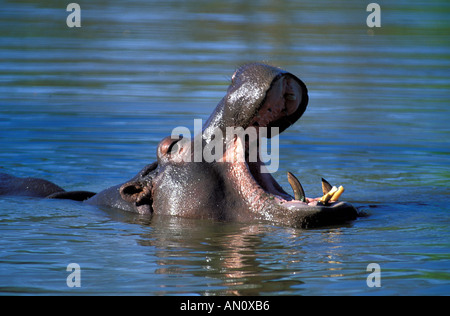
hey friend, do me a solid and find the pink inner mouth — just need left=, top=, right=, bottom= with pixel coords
left=224, top=136, right=323, bottom=210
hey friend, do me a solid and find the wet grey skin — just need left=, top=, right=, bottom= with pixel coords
left=0, top=63, right=357, bottom=228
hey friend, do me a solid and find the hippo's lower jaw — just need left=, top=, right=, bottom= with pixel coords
left=226, top=123, right=358, bottom=229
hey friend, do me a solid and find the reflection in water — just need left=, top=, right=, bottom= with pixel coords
left=113, top=213, right=352, bottom=295
left=137, top=216, right=302, bottom=295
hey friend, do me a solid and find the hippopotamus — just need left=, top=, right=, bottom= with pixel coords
left=0, top=63, right=357, bottom=228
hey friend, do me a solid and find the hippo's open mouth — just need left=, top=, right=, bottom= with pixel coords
left=239, top=137, right=343, bottom=208
left=224, top=73, right=350, bottom=217
left=228, top=128, right=335, bottom=211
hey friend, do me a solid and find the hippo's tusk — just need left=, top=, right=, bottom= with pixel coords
left=287, top=172, right=306, bottom=202
left=321, top=178, right=333, bottom=195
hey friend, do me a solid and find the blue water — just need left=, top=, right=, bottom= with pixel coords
left=0, top=0, right=449, bottom=295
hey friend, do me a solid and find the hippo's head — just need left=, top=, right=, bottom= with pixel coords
left=119, top=63, right=357, bottom=228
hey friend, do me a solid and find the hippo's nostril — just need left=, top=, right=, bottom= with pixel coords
left=285, top=94, right=297, bottom=101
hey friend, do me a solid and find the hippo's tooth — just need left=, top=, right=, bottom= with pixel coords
left=285, top=94, right=297, bottom=101
left=321, top=178, right=333, bottom=195
left=330, top=186, right=345, bottom=202
left=287, top=172, right=306, bottom=202
left=320, top=186, right=338, bottom=204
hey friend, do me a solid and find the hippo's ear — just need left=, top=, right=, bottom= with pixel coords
left=119, top=181, right=152, bottom=206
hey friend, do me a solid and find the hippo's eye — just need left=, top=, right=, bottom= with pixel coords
left=167, top=136, right=183, bottom=155
left=159, top=135, right=184, bottom=157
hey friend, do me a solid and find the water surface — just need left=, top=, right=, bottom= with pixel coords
left=0, top=0, right=449, bottom=295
